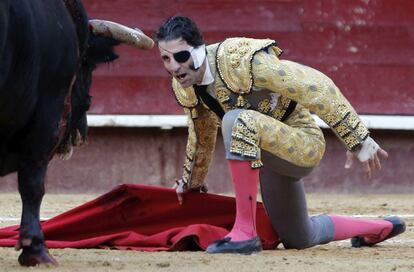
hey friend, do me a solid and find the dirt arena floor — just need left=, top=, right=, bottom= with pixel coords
left=0, top=193, right=413, bottom=272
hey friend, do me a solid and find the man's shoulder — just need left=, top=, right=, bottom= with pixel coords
left=207, top=37, right=277, bottom=52
left=216, top=37, right=278, bottom=66
left=220, top=37, right=276, bottom=49
left=213, top=37, right=278, bottom=93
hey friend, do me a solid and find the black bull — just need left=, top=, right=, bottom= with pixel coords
left=0, top=0, right=152, bottom=266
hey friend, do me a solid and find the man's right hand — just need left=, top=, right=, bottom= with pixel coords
left=172, top=179, right=208, bottom=205
left=173, top=179, right=187, bottom=205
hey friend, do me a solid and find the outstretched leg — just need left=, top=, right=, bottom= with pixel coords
left=209, top=109, right=405, bottom=253
left=330, top=215, right=405, bottom=247
left=260, top=151, right=406, bottom=249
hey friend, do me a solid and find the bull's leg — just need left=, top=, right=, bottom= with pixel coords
left=15, top=96, right=64, bottom=266
left=17, top=160, right=57, bottom=266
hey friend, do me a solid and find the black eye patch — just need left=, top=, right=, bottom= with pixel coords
left=173, top=50, right=191, bottom=63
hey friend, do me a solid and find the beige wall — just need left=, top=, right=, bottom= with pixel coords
left=1, top=128, right=412, bottom=193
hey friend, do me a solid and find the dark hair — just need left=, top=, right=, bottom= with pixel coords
left=155, top=16, right=204, bottom=47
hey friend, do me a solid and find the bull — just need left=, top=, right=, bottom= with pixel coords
left=0, top=0, right=153, bottom=266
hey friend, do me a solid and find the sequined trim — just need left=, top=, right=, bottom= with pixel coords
left=329, top=107, right=370, bottom=150
left=251, top=160, right=264, bottom=169
left=229, top=111, right=260, bottom=159
left=271, top=96, right=292, bottom=121
left=216, top=88, right=231, bottom=103
left=235, top=95, right=251, bottom=109
left=258, top=99, right=272, bottom=114
left=190, top=108, right=198, bottom=119
left=232, top=123, right=257, bottom=145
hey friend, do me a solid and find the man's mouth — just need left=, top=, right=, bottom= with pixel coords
left=176, top=73, right=187, bottom=80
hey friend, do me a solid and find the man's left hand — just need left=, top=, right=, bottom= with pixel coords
left=344, top=136, right=389, bottom=179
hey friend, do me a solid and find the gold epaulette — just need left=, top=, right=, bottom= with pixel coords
left=216, top=38, right=280, bottom=95
left=172, top=78, right=198, bottom=108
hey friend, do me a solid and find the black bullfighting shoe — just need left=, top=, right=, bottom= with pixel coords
left=351, top=216, right=406, bottom=247
left=206, top=236, right=262, bottom=254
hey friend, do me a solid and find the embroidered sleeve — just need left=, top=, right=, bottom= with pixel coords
left=252, top=50, right=369, bottom=151
left=182, top=105, right=219, bottom=189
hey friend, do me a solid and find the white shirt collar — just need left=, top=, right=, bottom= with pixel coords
left=199, top=59, right=214, bottom=86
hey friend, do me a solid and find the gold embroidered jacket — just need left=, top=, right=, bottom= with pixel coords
left=172, top=38, right=369, bottom=189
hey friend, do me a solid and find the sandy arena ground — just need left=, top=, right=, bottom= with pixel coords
left=0, top=193, right=413, bottom=272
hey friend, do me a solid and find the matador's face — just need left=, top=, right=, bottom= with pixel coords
left=158, top=38, right=204, bottom=88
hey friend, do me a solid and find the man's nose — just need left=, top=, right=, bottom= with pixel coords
left=167, top=58, right=181, bottom=72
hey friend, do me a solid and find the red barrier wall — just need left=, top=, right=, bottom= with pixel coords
left=83, top=0, right=414, bottom=115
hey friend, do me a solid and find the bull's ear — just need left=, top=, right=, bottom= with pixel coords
left=105, top=51, right=119, bottom=62
left=87, top=34, right=119, bottom=64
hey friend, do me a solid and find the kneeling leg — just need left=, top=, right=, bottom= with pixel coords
left=260, top=163, right=334, bottom=249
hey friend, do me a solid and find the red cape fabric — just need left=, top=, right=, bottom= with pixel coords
left=0, top=184, right=280, bottom=251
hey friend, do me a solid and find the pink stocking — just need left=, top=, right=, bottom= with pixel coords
left=226, top=160, right=260, bottom=241
left=330, top=215, right=393, bottom=243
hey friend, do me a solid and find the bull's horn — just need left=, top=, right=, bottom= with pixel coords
left=89, top=19, right=154, bottom=50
